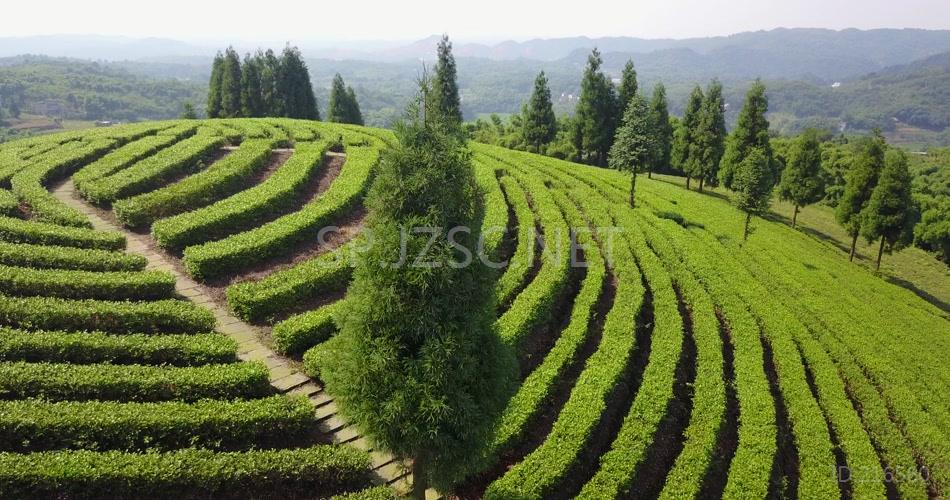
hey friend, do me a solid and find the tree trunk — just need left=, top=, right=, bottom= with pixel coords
left=647, top=170, right=652, bottom=179
left=792, top=205, right=799, bottom=228
left=876, top=236, right=886, bottom=271
left=411, top=455, right=427, bottom=500
left=743, top=212, right=751, bottom=241
left=699, top=177, right=705, bottom=192
left=629, top=172, right=637, bottom=208
left=686, top=176, right=691, bottom=190
left=849, top=233, right=858, bottom=262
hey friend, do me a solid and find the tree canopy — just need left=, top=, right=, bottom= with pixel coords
left=522, top=71, right=557, bottom=151
left=609, top=93, right=655, bottom=207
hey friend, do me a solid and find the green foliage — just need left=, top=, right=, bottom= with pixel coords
left=272, top=301, right=343, bottom=355
left=279, top=45, right=320, bottom=120
left=180, top=102, right=198, bottom=120
left=207, top=53, right=224, bottom=118
left=318, top=108, right=515, bottom=489
left=720, top=80, right=772, bottom=189
left=220, top=47, right=243, bottom=118
left=0, top=361, right=271, bottom=402
left=617, top=59, right=639, bottom=118
left=0, top=446, right=371, bottom=499
left=0, top=189, right=17, bottom=217
left=113, top=139, right=275, bottom=228
left=0, top=395, right=313, bottom=452
left=0, top=241, right=143, bottom=271
left=836, top=132, right=886, bottom=236
left=432, top=35, right=463, bottom=127
left=0, top=328, right=235, bottom=366
left=0, top=295, right=214, bottom=334
left=574, top=48, right=618, bottom=165
left=778, top=129, right=826, bottom=218
left=608, top=93, right=655, bottom=206
left=672, top=85, right=703, bottom=179
left=0, top=216, right=125, bottom=250
left=152, top=140, right=329, bottom=249
left=0, top=264, right=175, bottom=301
left=695, top=79, right=727, bottom=188
left=522, top=71, right=557, bottom=150
left=732, top=147, right=775, bottom=239
left=240, top=54, right=265, bottom=118
left=328, top=74, right=364, bottom=125
left=648, top=83, right=673, bottom=174
left=861, top=150, right=917, bottom=250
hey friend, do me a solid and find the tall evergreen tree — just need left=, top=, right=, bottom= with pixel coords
left=180, top=102, right=197, bottom=120
left=695, top=79, right=727, bottom=191
left=240, top=53, right=264, bottom=117
left=345, top=86, right=364, bottom=126
left=206, top=53, right=225, bottom=119
left=733, top=147, right=775, bottom=241
left=574, top=48, right=618, bottom=166
left=432, top=34, right=462, bottom=127
left=860, top=149, right=917, bottom=270
left=617, top=60, right=638, bottom=118
left=778, top=129, right=825, bottom=227
left=648, top=83, right=672, bottom=178
left=259, top=49, right=282, bottom=117
left=220, top=47, right=243, bottom=118
left=522, top=71, right=557, bottom=152
left=836, top=132, right=886, bottom=261
left=328, top=73, right=352, bottom=123
left=672, top=85, right=703, bottom=188
left=317, top=79, right=515, bottom=499
left=609, top=93, right=655, bottom=207
left=278, top=45, right=319, bottom=120
left=720, top=79, right=771, bottom=190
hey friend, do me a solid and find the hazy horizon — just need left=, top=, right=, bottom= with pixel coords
left=8, top=0, right=950, bottom=44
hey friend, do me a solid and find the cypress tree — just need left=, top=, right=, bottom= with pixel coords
left=432, top=34, right=463, bottom=127
left=206, top=53, right=224, bottom=119
left=860, top=149, right=917, bottom=270
left=220, top=47, right=243, bottom=118
left=279, top=45, right=319, bottom=120
left=574, top=48, right=618, bottom=166
left=648, top=83, right=672, bottom=178
left=836, top=132, right=886, bottom=261
left=345, top=86, right=364, bottom=125
left=259, top=49, right=281, bottom=117
left=673, top=85, right=703, bottom=189
left=609, top=93, right=655, bottom=207
left=317, top=79, right=515, bottom=499
left=778, top=129, right=826, bottom=227
left=617, top=59, right=638, bottom=118
left=733, top=147, right=774, bottom=241
left=522, top=71, right=557, bottom=152
left=180, top=102, right=197, bottom=120
left=240, top=53, right=264, bottom=118
left=720, top=79, right=771, bottom=190
left=695, top=79, right=727, bottom=191
left=328, top=73, right=350, bottom=123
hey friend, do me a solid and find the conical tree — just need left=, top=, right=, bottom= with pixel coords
left=648, top=83, right=672, bottom=178
left=240, top=53, right=264, bottom=118
left=778, top=129, right=826, bottom=227
left=317, top=79, right=516, bottom=499
left=836, top=132, right=886, bottom=261
left=328, top=73, right=352, bottom=123
left=522, top=71, right=557, bottom=152
left=206, top=52, right=225, bottom=118
left=672, top=85, right=703, bottom=189
left=574, top=48, right=618, bottom=166
left=720, top=79, right=771, bottom=189
left=345, top=86, right=364, bottom=125
left=733, top=147, right=775, bottom=241
left=279, top=45, right=319, bottom=120
left=609, top=93, right=655, bottom=207
left=220, top=47, right=243, bottom=118
left=860, top=149, right=917, bottom=270
left=617, top=59, right=638, bottom=118
left=432, top=34, right=462, bottom=127
left=259, top=49, right=282, bottom=117
left=695, top=79, right=727, bottom=191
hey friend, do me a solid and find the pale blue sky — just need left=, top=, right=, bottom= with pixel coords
left=7, top=0, right=950, bottom=42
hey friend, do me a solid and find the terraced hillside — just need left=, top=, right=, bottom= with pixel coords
left=0, top=119, right=947, bottom=499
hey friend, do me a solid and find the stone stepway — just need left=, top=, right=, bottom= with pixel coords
left=50, top=178, right=427, bottom=494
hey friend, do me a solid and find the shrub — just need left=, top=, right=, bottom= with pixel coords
left=0, top=396, right=313, bottom=451
left=272, top=301, right=343, bottom=355
left=0, top=361, right=271, bottom=401
left=0, top=295, right=214, bottom=334
left=72, top=134, right=187, bottom=189
left=0, top=241, right=146, bottom=271
left=0, top=328, right=236, bottom=366
left=0, top=265, right=176, bottom=301
left=113, top=139, right=276, bottom=229
left=0, top=216, right=125, bottom=250
left=0, top=446, right=371, bottom=499
left=0, top=190, right=16, bottom=217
